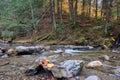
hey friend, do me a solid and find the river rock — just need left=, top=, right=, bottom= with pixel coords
left=35, top=54, right=60, bottom=64
left=112, top=49, right=120, bottom=53
left=86, top=61, right=103, bottom=68
left=111, top=68, right=120, bottom=77
left=99, top=55, right=110, bottom=61
left=7, top=48, right=15, bottom=54
left=0, top=50, right=4, bottom=56
left=15, top=46, right=41, bottom=55
left=15, top=46, right=29, bottom=52
left=44, top=46, right=50, bottom=51
left=51, top=60, right=84, bottom=78
left=85, top=75, right=101, bottom=80
left=1, top=54, right=9, bottom=58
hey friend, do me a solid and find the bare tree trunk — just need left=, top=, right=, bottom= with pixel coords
left=104, top=0, right=110, bottom=35
left=95, top=0, right=98, bottom=19
left=116, top=0, right=120, bottom=22
left=82, top=0, right=85, bottom=15
left=68, top=0, right=73, bottom=21
left=101, top=0, right=103, bottom=19
left=51, top=0, right=56, bottom=30
left=88, top=0, right=91, bottom=17
left=60, top=0, right=63, bottom=23
left=29, top=0, right=36, bottom=41
left=50, top=0, right=53, bottom=23
left=73, top=0, right=78, bottom=24
left=104, top=0, right=113, bottom=35
left=57, top=0, right=60, bottom=15
left=29, top=0, right=35, bottom=30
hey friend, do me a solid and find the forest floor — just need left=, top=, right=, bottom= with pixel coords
left=15, top=17, right=120, bottom=48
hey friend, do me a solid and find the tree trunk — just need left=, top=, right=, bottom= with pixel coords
left=104, top=0, right=110, bottom=35
left=60, top=0, right=63, bottom=23
left=50, top=0, right=53, bottom=23
left=51, top=0, right=56, bottom=30
left=104, top=0, right=113, bottom=35
left=68, top=0, right=73, bottom=21
left=29, top=0, right=35, bottom=30
left=82, top=0, right=85, bottom=15
left=101, top=0, right=103, bottom=19
left=73, top=0, right=78, bottom=24
left=29, top=0, right=36, bottom=41
left=88, top=0, right=91, bottom=17
left=57, top=0, right=60, bottom=15
left=95, top=0, right=98, bottom=19
left=117, top=0, right=120, bottom=22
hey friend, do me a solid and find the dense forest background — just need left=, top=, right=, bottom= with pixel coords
left=0, top=0, right=120, bottom=47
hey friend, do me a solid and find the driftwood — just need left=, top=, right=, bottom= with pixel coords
left=36, top=32, right=52, bottom=42
left=0, top=62, right=9, bottom=66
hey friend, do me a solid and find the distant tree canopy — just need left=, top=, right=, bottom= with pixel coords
left=0, top=0, right=119, bottom=40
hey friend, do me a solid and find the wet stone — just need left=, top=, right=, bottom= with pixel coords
left=111, top=68, right=120, bottom=77
left=98, top=55, right=110, bottom=61
left=85, top=75, right=101, bottom=80
left=1, top=54, right=9, bottom=58
left=51, top=60, right=84, bottom=78
left=86, top=61, right=103, bottom=68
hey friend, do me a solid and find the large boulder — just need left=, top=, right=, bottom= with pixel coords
left=51, top=60, right=84, bottom=78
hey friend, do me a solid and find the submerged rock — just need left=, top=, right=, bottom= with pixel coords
left=112, top=49, right=120, bottom=53
left=99, top=55, right=110, bottom=61
left=86, top=61, right=103, bottom=68
left=85, top=75, right=101, bottom=80
left=51, top=60, right=84, bottom=78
